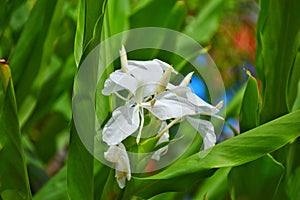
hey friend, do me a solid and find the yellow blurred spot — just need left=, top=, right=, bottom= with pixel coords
left=0, top=59, right=12, bottom=91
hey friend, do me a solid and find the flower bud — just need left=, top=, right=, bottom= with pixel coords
left=216, top=100, right=224, bottom=110
left=119, top=45, right=128, bottom=73
left=180, top=71, right=194, bottom=87
left=0, top=59, right=11, bottom=91
left=156, top=65, right=173, bottom=94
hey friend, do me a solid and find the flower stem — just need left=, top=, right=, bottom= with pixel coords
left=136, top=107, right=144, bottom=144
left=114, top=92, right=128, bottom=101
left=156, top=118, right=181, bottom=138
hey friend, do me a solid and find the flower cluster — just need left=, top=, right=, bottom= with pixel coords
left=101, top=46, right=222, bottom=188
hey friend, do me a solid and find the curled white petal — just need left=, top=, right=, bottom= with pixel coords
left=104, top=143, right=131, bottom=189
left=102, top=104, right=140, bottom=145
left=187, top=116, right=216, bottom=149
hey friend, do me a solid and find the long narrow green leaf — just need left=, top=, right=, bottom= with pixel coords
left=228, top=155, right=284, bottom=200
left=74, top=0, right=105, bottom=66
left=239, top=70, right=259, bottom=132
left=183, top=0, right=225, bottom=45
left=256, top=0, right=300, bottom=123
left=194, top=168, right=231, bottom=200
left=292, top=80, right=300, bottom=111
left=129, top=110, right=300, bottom=198
left=0, top=63, right=31, bottom=199
left=68, top=0, right=108, bottom=199
left=33, top=167, right=68, bottom=200
left=9, top=0, right=59, bottom=106
left=67, top=121, right=94, bottom=200
left=289, top=50, right=300, bottom=111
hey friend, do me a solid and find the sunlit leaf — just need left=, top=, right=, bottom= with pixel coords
left=129, top=111, right=300, bottom=198
left=228, top=155, right=284, bottom=200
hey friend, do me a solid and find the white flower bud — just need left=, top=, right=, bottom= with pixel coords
left=180, top=71, right=194, bottom=87
left=119, top=45, right=128, bottom=73
left=156, top=65, right=173, bottom=94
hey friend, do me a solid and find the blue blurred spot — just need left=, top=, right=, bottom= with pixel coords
left=195, top=54, right=208, bottom=66
left=188, top=75, right=208, bottom=101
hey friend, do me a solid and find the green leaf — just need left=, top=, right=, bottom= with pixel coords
left=239, top=70, right=259, bottom=132
left=222, top=84, right=246, bottom=119
left=256, top=0, right=300, bottom=123
left=228, top=155, right=284, bottom=200
left=288, top=49, right=300, bottom=111
left=285, top=166, right=300, bottom=200
left=129, top=110, right=300, bottom=198
left=67, top=121, right=94, bottom=200
left=100, top=169, right=123, bottom=200
left=292, top=79, right=300, bottom=111
left=0, top=64, right=31, bottom=199
left=74, top=0, right=106, bottom=66
left=68, top=63, right=98, bottom=199
left=194, top=168, right=231, bottom=200
left=129, top=0, right=176, bottom=28
left=33, top=167, right=68, bottom=200
left=183, top=0, right=225, bottom=45
left=9, top=0, right=59, bottom=105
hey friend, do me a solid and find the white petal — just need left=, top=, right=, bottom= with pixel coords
left=134, top=83, right=160, bottom=102
left=104, top=143, right=131, bottom=189
left=153, top=59, right=178, bottom=74
left=152, top=122, right=169, bottom=160
left=102, top=104, right=140, bottom=145
left=143, top=91, right=197, bottom=120
left=186, top=92, right=220, bottom=115
left=170, top=86, right=220, bottom=116
left=102, top=76, right=126, bottom=95
left=127, top=60, right=163, bottom=83
left=109, top=70, right=139, bottom=93
left=187, top=116, right=216, bottom=149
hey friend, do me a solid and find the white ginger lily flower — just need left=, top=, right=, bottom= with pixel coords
left=102, top=45, right=176, bottom=98
left=102, top=64, right=177, bottom=145
left=104, top=143, right=131, bottom=189
left=142, top=72, right=223, bottom=149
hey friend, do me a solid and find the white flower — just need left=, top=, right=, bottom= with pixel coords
left=142, top=72, right=223, bottom=149
left=102, top=102, right=140, bottom=145
left=102, top=64, right=177, bottom=145
left=101, top=46, right=224, bottom=190
left=104, top=143, right=131, bottom=189
left=102, top=46, right=176, bottom=98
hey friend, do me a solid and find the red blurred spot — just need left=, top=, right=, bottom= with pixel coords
left=234, top=26, right=256, bottom=60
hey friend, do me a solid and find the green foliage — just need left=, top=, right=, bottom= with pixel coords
left=239, top=70, right=259, bottom=132
left=256, top=0, right=300, bottom=123
left=0, top=0, right=300, bottom=199
left=128, top=111, right=300, bottom=198
left=0, top=64, right=31, bottom=199
left=228, top=155, right=284, bottom=200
